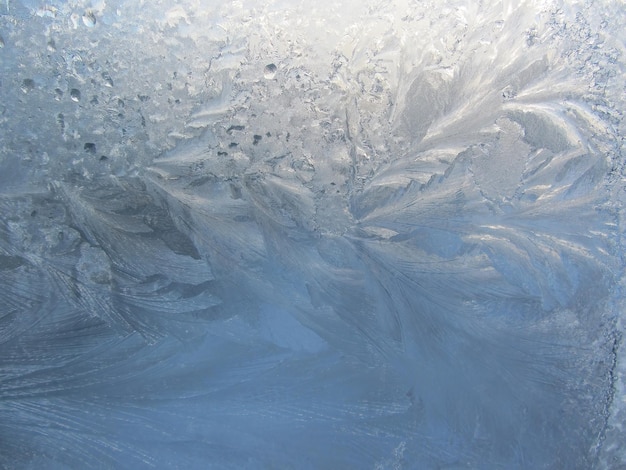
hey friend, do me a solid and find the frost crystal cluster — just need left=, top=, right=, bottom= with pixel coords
left=1, top=0, right=625, bottom=468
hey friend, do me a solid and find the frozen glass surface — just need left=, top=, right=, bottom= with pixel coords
left=1, top=0, right=625, bottom=468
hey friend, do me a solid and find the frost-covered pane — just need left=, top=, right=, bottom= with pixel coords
left=1, top=0, right=625, bottom=468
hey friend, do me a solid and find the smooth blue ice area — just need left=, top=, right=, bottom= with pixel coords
left=1, top=0, right=625, bottom=468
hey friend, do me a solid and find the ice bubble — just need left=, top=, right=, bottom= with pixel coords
left=263, top=63, right=277, bottom=79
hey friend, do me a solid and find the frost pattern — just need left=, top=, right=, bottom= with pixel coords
left=1, top=0, right=625, bottom=468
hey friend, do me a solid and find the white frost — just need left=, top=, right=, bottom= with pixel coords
left=0, top=0, right=624, bottom=468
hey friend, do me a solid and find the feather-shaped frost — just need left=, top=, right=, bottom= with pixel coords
left=0, top=0, right=625, bottom=468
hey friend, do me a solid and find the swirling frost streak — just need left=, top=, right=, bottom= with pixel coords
left=0, top=0, right=624, bottom=468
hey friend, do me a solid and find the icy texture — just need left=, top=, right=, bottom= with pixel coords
left=1, top=0, right=625, bottom=468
